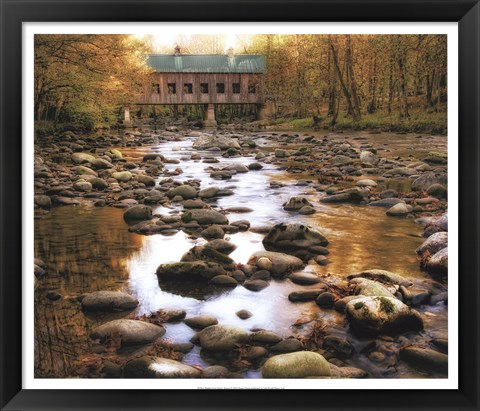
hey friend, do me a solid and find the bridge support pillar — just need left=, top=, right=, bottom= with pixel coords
left=204, top=104, right=217, bottom=128
left=123, top=106, right=132, bottom=125
left=257, top=104, right=267, bottom=121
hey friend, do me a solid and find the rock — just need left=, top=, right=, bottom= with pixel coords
left=243, top=346, right=268, bottom=361
left=315, top=292, right=335, bottom=308
left=199, top=325, right=249, bottom=351
left=368, top=198, right=405, bottom=208
left=400, top=346, right=448, bottom=373
left=184, top=315, right=218, bottom=329
left=244, top=279, right=269, bottom=291
left=283, top=197, right=313, bottom=211
left=270, top=338, right=304, bottom=353
left=275, top=149, right=290, bottom=158
left=90, top=178, right=109, bottom=190
left=424, top=247, right=448, bottom=274
left=262, top=352, right=331, bottom=378
left=323, top=335, right=354, bottom=357
left=105, top=149, right=123, bottom=160
left=236, top=309, right=253, bottom=319
left=81, top=291, right=139, bottom=311
left=123, top=205, right=153, bottom=221
left=198, top=187, right=219, bottom=199
left=331, top=155, right=353, bottom=166
left=288, top=289, right=324, bottom=302
left=248, top=162, right=263, bottom=170
left=380, top=189, right=398, bottom=199
left=90, top=319, right=165, bottom=345
left=209, top=275, right=238, bottom=287
left=72, top=152, right=95, bottom=164
left=202, top=365, right=231, bottom=379
left=289, top=272, right=320, bottom=285
left=416, top=232, right=448, bottom=256
left=251, top=270, right=271, bottom=281
left=399, top=285, right=430, bottom=306
left=386, top=203, right=412, bottom=216
left=349, top=278, right=396, bottom=298
left=262, top=223, right=328, bottom=259
left=112, top=171, right=133, bottom=182
left=299, top=206, right=316, bottom=215
left=135, top=174, right=156, bottom=187
left=155, top=309, right=186, bottom=322
left=34, top=195, right=51, bottom=209
left=225, top=163, right=249, bottom=173
left=143, top=153, right=165, bottom=162
left=345, top=296, right=424, bottom=336
left=347, top=269, right=412, bottom=287
left=329, top=364, right=368, bottom=378
left=256, top=257, right=273, bottom=271
left=356, top=179, right=377, bottom=187
left=360, top=151, right=378, bottom=165
left=334, top=296, right=364, bottom=313
left=167, top=185, right=197, bottom=200
left=124, top=357, right=201, bottom=378
left=192, top=134, right=241, bottom=150
left=156, top=261, right=225, bottom=282
left=46, top=291, right=62, bottom=301
left=74, top=165, right=97, bottom=176
left=412, top=172, right=447, bottom=191
left=90, top=158, right=114, bottom=169
left=102, top=361, right=122, bottom=378
left=183, top=199, right=206, bottom=209
left=248, top=251, right=303, bottom=278
left=181, top=245, right=234, bottom=268
left=426, top=183, right=447, bottom=199
left=251, top=330, right=282, bottom=344
left=320, top=188, right=368, bottom=204
left=200, top=225, right=224, bottom=240
left=73, top=181, right=92, bottom=192
left=206, top=239, right=236, bottom=254
left=182, top=209, right=228, bottom=225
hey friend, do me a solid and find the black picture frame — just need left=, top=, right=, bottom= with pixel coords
left=1, top=0, right=479, bottom=410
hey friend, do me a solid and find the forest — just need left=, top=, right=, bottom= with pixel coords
left=35, top=34, right=448, bottom=134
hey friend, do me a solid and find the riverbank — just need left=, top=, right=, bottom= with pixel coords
left=33, top=127, right=449, bottom=381
left=261, top=110, right=447, bottom=135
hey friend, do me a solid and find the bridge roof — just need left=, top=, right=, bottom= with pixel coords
left=146, top=54, right=266, bottom=74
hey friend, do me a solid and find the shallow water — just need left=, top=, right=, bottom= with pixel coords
left=34, top=131, right=447, bottom=378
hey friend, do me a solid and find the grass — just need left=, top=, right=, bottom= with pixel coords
left=263, top=110, right=447, bottom=135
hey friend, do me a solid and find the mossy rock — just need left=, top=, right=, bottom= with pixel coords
left=262, top=352, right=331, bottom=378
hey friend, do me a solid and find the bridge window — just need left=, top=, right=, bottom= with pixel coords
left=248, top=83, right=256, bottom=94
left=216, top=83, right=225, bottom=94
left=167, top=83, right=176, bottom=94
left=152, top=83, right=160, bottom=94
left=183, top=83, right=193, bottom=94
left=200, top=83, right=209, bottom=94
left=232, top=83, right=241, bottom=94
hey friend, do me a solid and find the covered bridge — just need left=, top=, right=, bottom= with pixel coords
left=130, top=47, right=266, bottom=127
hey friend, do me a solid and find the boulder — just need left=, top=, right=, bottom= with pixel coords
left=411, top=172, right=447, bottom=191
left=386, top=203, right=412, bottom=216
left=90, top=319, right=165, bottom=346
left=424, top=247, right=448, bottom=274
left=123, top=205, right=153, bottom=221
left=199, top=325, right=249, bottom=351
left=320, top=188, right=369, bottom=204
left=400, top=346, right=448, bottom=373
left=426, top=183, right=447, bottom=199
left=73, top=181, right=92, bottom=192
left=34, top=195, right=52, bottom=209
left=262, top=223, right=328, bottom=260
left=167, top=185, right=197, bottom=199
left=72, top=152, right=95, bottom=164
left=248, top=251, right=303, bottom=278
left=283, top=197, right=313, bottom=211
left=184, top=315, right=218, bottom=329
left=262, top=352, right=331, bottom=378
left=416, top=232, right=448, bottom=256
left=112, top=171, right=133, bottom=182
left=289, top=272, right=320, bottom=285
left=182, top=209, right=228, bottom=225
left=90, top=158, right=114, bottom=170
left=368, top=198, right=405, bottom=208
left=81, top=291, right=138, bottom=311
left=156, top=261, right=225, bottom=282
left=347, top=269, right=412, bottom=287
left=360, top=151, right=378, bottom=165
left=331, top=155, right=353, bottom=166
left=345, top=296, right=424, bottom=336
left=124, top=357, right=201, bottom=378
left=192, top=134, right=241, bottom=150
left=356, top=179, right=377, bottom=187
left=349, top=277, right=396, bottom=298
left=135, top=174, right=156, bottom=187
